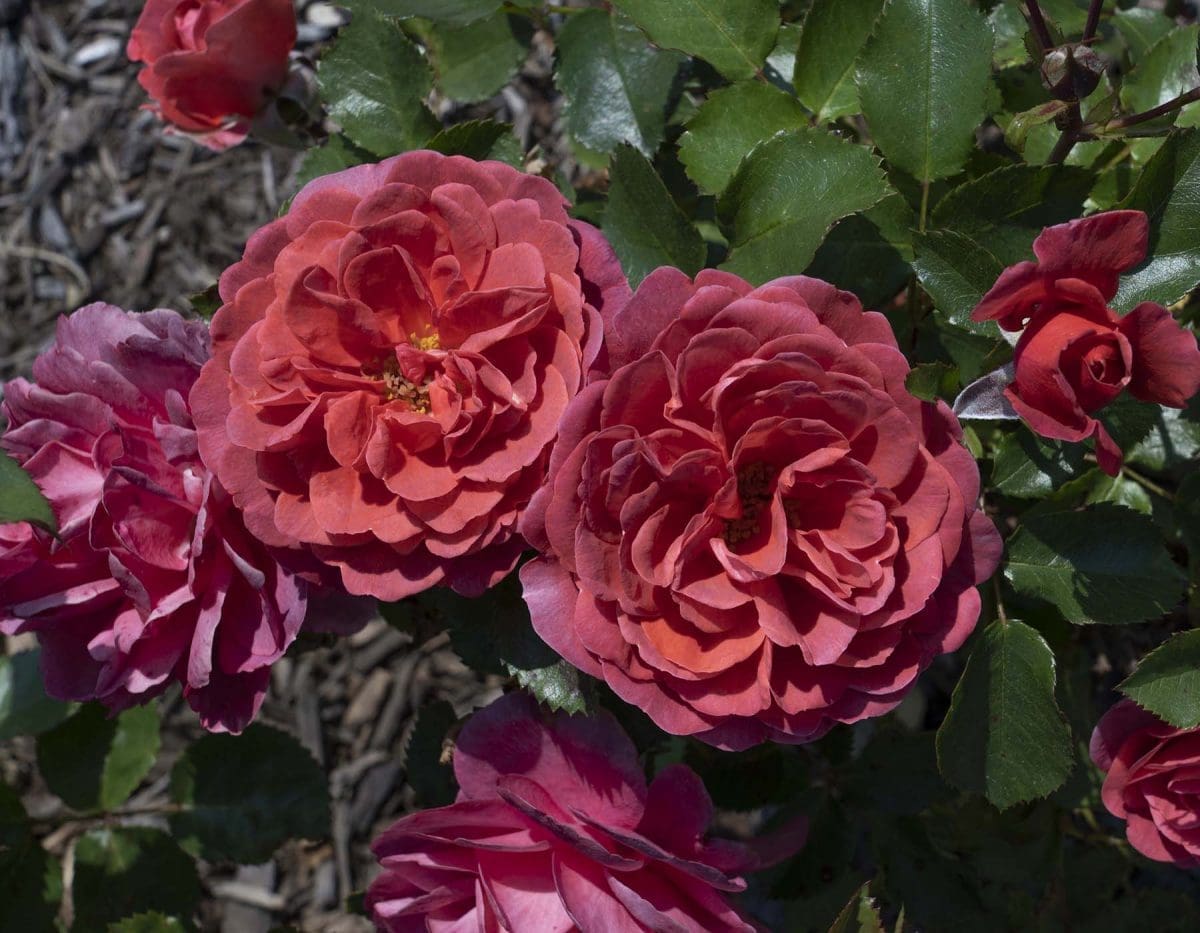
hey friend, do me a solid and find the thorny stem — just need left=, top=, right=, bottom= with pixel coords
left=993, top=576, right=1009, bottom=625
left=33, top=801, right=184, bottom=831
left=1047, top=103, right=1083, bottom=165
left=1082, top=0, right=1104, bottom=43
left=1121, top=465, right=1173, bottom=501
left=1022, top=0, right=1055, bottom=55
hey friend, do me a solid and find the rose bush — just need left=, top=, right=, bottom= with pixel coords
left=192, top=150, right=628, bottom=601
left=0, top=304, right=306, bottom=732
left=126, top=0, right=296, bottom=150
left=972, top=211, right=1200, bottom=474
left=1091, top=699, right=1200, bottom=868
left=520, top=268, right=1001, bottom=749
left=367, top=692, right=800, bottom=932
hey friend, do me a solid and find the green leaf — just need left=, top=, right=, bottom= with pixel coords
left=930, top=164, right=1094, bottom=266
left=556, top=10, right=684, bottom=157
left=427, top=120, right=522, bottom=165
left=1114, top=7, right=1176, bottom=64
left=827, top=883, right=884, bottom=933
left=1004, top=100, right=1072, bottom=155
left=1119, top=630, right=1200, bottom=729
left=107, top=913, right=187, bottom=933
left=0, top=835, right=58, bottom=931
left=793, top=0, right=885, bottom=122
left=423, top=13, right=529, bottom=103
left=841, top=729, right=951, bottom=815
left=1129, top=403, right=1200, bottom=473
left=169, top=724, right=329, bottom=864
left=1004, top=504, right=1187, bottom=625
left=611, top=0, right=778, bottom=81
left=364, top=0, right=499, bottom=25
left=678, top=82, right=807, bottom=195
left=911, top=229, right=1005, bottom=334
left=317, top=12, right=438, bottom=157
left=1115, top=129, right=1200, bottom=309
left=405, top=700, right=458, bottom=807
left=73, top=828, right=200, bottom=931
left=604, top=144, right=706, bottom=288
left=509, top=659, right=593, bottom=715
left=0, top=649, right=72, bottom=740
left=36, top=704, right=159, bottom=812
left=936, top=621, right=1074, bottom=809
left=185, top=284, right=220, bottom=319
left=855, top=0, right=993, bottom=182
left=805, top=195, right=914, bottom=309
left=0, top=449, right=55, bottom=533
left=905, top=361, right=958, bottom=401
left=991, top=431, right=1088, bottom=499
left=718, top=128, right=890, bottom=284
left=1119, top=25, right=1199, bottom=117
left=1179, top=471, right=1200, bottom=576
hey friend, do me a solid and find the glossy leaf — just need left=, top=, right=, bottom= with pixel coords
left=806, top=194, right=914, bottom=309
left=856, top=0, right=993, bottom=182
left=1114, top=7, right=1177, bottom=64
left=611, top=0, right=778, bottom=81
left=366, top=0, right=500, bottom=24
left=827, top=884, right=884, bottom=933
left=509, top=659, right=593, bottom=715
left=1119, top=25, right=1200, bottom=116
left=1005, top=504, right=1187, bottom=625
left=294, top=134, right=373, bottom=190
left=0, top=449, right=55, bottom=533
left=718, top=128, right=889, bottom=283
left=73, top=828, right=200, bottom=930
left=424, top=13, right=529, bottom=103
left=604, top=144, right=706, bottom=287
left=937, top=621, right=1074, bottom=809
left=1120, top=630, right=1200, bottom=729
left=911, top=229, right=1005, bottom=333
left=793, top=0, right=885, bottom=122
left=317, top=12, right=438, bottom=157
left=36, top=704, right=159, bottom=812
left=991, top=431, right=1088, bottom=499
left=426, top=120, right=523, bottom=165
left=678, top=82, right=806, bottom=194
left=556, top=10, right=684, bottom=156
left=169, top=724, right=330, bottom=864
left=1115, top=129, right=1200, bottom=309
left=0, top=649, right=72, bottom=740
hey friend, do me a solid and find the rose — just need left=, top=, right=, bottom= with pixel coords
left=971, top=210, right=1200, bottom=474
left=126, top=0, right=296, bottom=150
left=519, top=269, right=1001, bottom=749
left=1090, top=699, right=1200, bottom=867
left=0, top=304, right=306, bottom=733
left=192, top=151, right=629, bottom=600
left=366, top=692, right=802, bottom=932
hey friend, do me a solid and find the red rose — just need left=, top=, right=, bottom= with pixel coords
left=126, top=0, right=296, bottom=150
left=972, top=210, right=1200, bottom=474
left=1090, top=699, right=1200, bottom=867
left=519, top=269, right=1001, bottom=749
left=192, top=151, right=629, bottom=600
left=367, top=693, right=802, bottom=932
left=0, top=304, right=306, bottom=733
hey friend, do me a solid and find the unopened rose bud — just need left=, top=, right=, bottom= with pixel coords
left=1040, top=44, right=1104, bottom=101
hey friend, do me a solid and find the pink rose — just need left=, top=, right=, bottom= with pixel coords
left=1091, top=699, right=1200, bottom=867
left=972, top=211, right=1200, bottom=474
left=126, top=0, right=296, bottom=150
left=192, top=151, right=629, bottom=601
left=0, top=304, right=306, bottom=733
left=367, top=693, right=802, bottom=932
left=520, top=269, right=1002, bottom=749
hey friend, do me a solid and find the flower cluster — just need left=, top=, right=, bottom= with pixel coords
left=7, top=147, right=1200, bottom=927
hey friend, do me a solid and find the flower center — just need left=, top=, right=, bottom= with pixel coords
left=410, top=330, right=440, bottom=352
left=724, top=462, right=773, bottom=545
left=380, top=357, right=432, bottom=413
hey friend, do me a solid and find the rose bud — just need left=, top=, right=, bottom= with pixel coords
left=1091, top=700, right=1200, bottom=867
left=520, top=269, right=1001, bottom=749
left=971, top=210, right=1200, bottom=474
left=0, top=304, right=307, bottom=733
left=126, top=0, right=296, bottom=150
left=191, top=151, right=629, bottom=601
left=367, top=692, right=804, bottom=932
left=1040, top=44, right=1104, bottom=102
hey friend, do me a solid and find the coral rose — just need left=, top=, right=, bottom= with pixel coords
left=126, top=0, right=296, bottom=150
left=520, top=269, right=1002, bottom=749
left=1091, top=699, right=1200, bottom=867
left=192, top=151, right=628, bottom=600
left=367, top=692, right=801, bottom=932
left=971, top=210, right=1200, bottom=474
left=0, top=304, right=306, bottom=733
